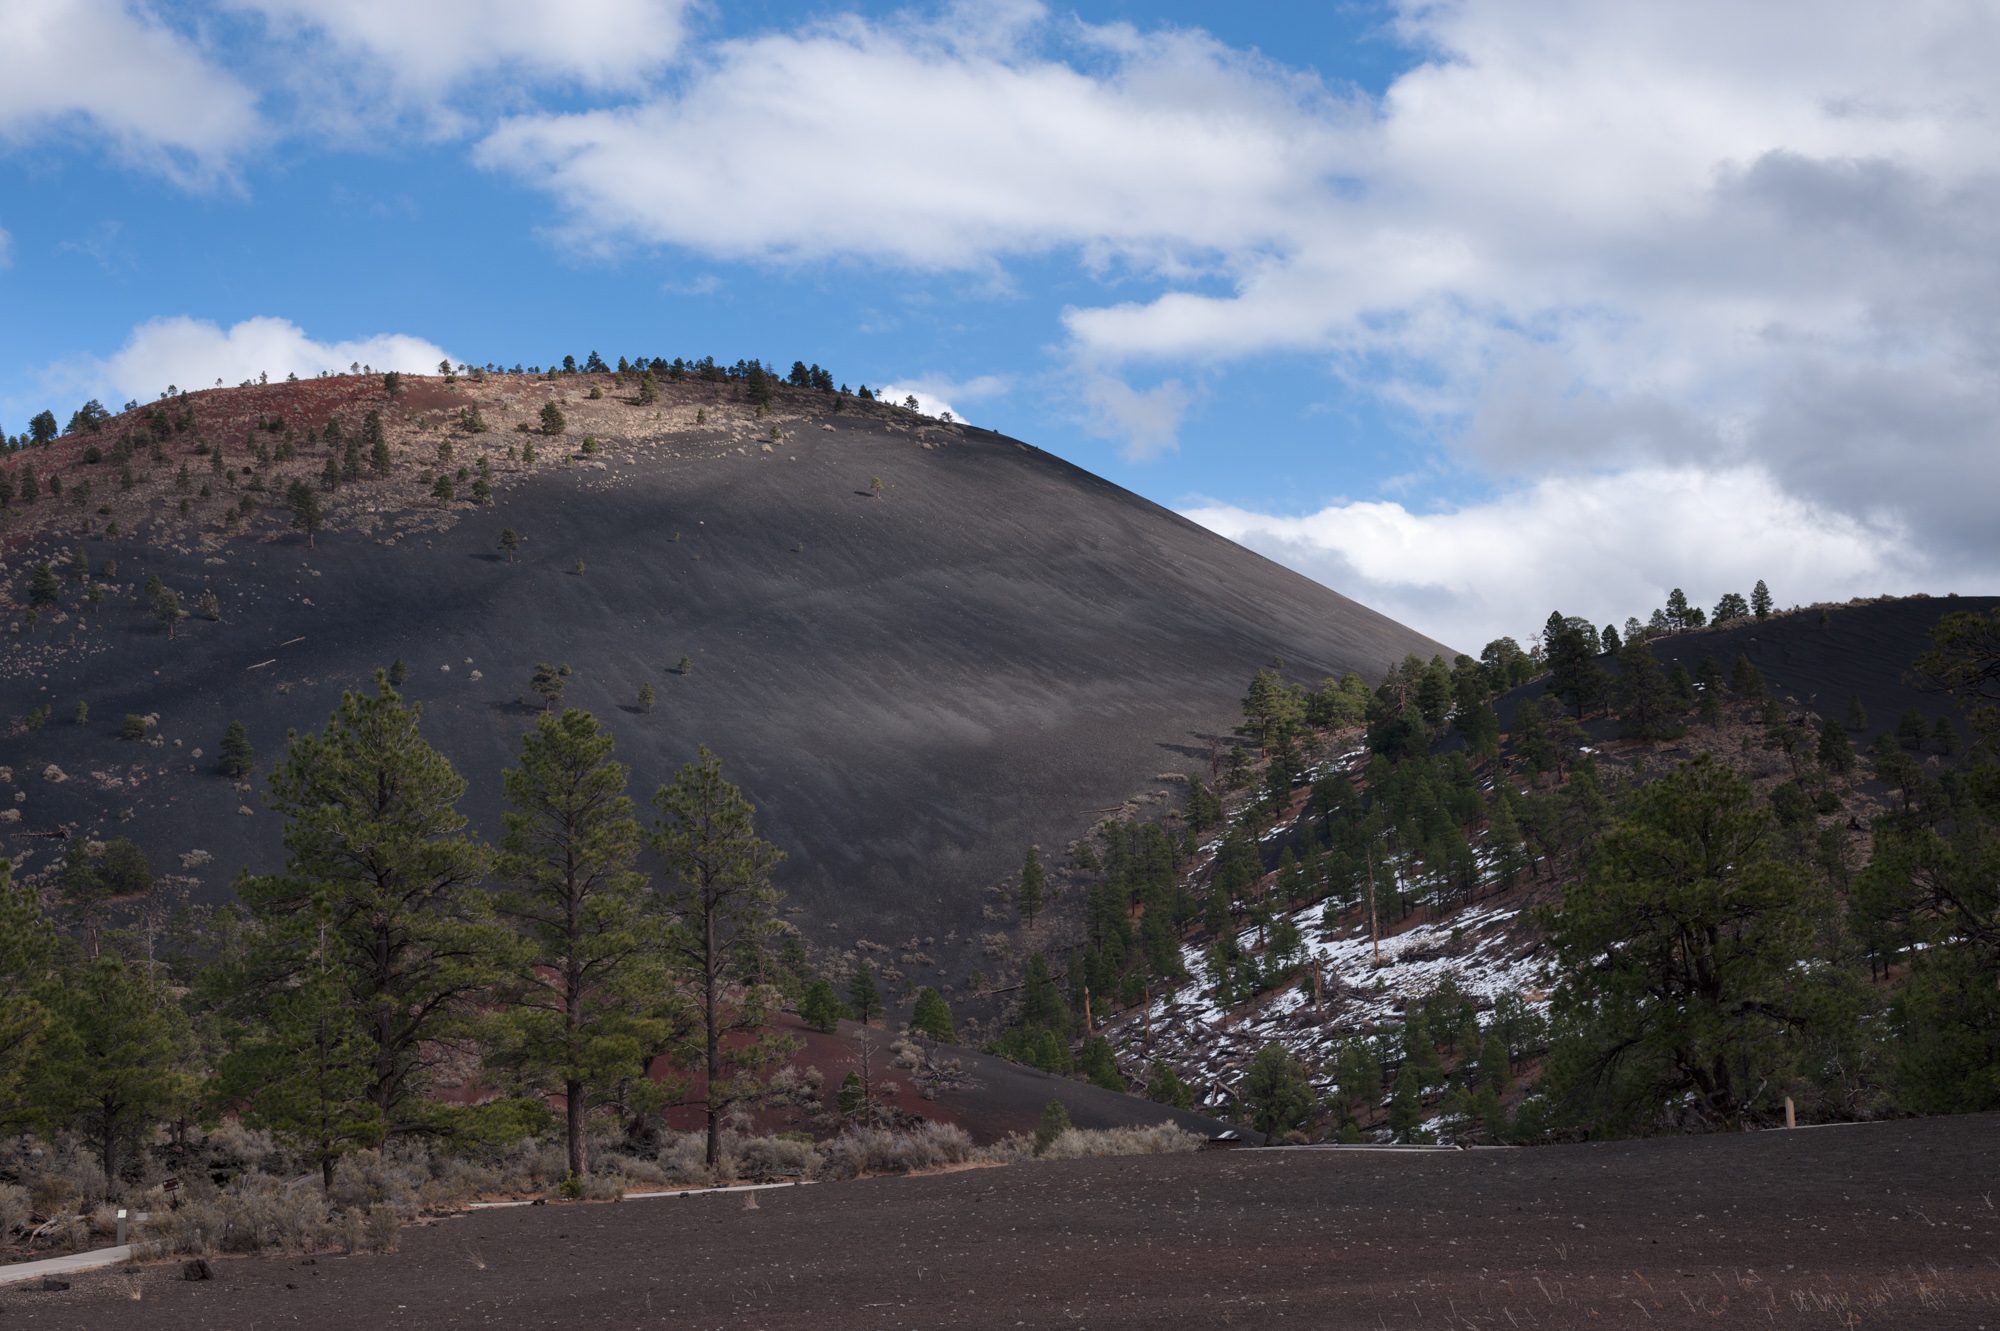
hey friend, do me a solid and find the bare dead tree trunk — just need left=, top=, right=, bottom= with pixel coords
left=704, top=899, right=722, bottom=1174
left=1365, top=843, right=1381, bottom=965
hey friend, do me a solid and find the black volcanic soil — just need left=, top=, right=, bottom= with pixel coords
left=13, top=1113, right=1998, bottom=1329
left=0, top=380, right=1447, bottom=975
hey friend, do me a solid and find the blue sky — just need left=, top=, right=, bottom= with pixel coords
left=3, top=1, right=1997, bottom=649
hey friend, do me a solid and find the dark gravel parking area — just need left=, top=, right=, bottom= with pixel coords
left=11, top=1112, right=1997, bottom=1329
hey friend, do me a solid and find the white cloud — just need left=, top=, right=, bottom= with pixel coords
left=474, top=6, right=1347, bottom=266
left=472, top=0, right=2000, bottom=607
left=0, top=0, right=261, bottom=183
left=62, top=316, right=449, bottom=406
left=13, top=0, right=1976, bottom=640
left=1078, top=373, right=1190, bottom=461
left=1184, top=467, right=1939, bottom=653
left=233, top=0, right=693, bottom=122
left=874, top=374, right=1006, bottom=424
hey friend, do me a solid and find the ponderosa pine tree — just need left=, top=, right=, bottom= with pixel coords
left=1077, top=1036, right=1123, bottom=1092
left=649, top=746, right=789, bottom=1173
left=499, top=527, right=520, bottom=562
left=1240, top=1039, right=1320, bottom=1127
left=848, top=961, right=882, bottom=1025
left=285, top=478, right=322, bottom=548
left=0, top=863, right=54, bottom=1133
left=1615, top=637, right=1681, bottom=741
left=31, top=956, right=193, bottom=1197
left=364, top=411, right=390, bottom=475
left=1386, top=1066, right=1424, bottom=1142
left=1542, top=612, right=1607, bottom=718
left=219, top=938, right=379, bottom=1192
left=529, top=661, right=569, bottom=710
left=1853, top=609, right=2000, bottom=1111
left=1542, top=756, right=1851, bottom=1132
left=540, top=402, right=567, bottom=436
left=1840, top=687, right=1872, bottom=731
left=230, top=676, right=504, bottom=1134
left=798, top=978, right=844, bottom=1032
left=1017, top=845, right=1045, bottom=927
left=151, top=584, right=183, bottom=638
left=29, top=562, right=58, bottom=607
left=1145, top=1059, right=1193, bottom=1110
left=493, top=709, right=677, bottom=1179
left=994, top=952, right=1070, bottom=1073
left=1818, top=717, right=1855, bottom=773
left=909, top=986, right=953, bottom=1042
left=1486, top=792, right=1528, bottom=889
left=1751, top=579, right=1773, bottom=619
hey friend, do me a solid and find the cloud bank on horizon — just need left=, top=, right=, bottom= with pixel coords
left=2, top=0, right=1996, bottom=649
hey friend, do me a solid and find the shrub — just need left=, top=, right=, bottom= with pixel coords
left=815, top=1123, right=975, bottom=1181
left=1037, top=1124, right=1203, bottom=1160
left=1033, top=1100, right=1072, bottom=1155
left=657, top=1132, right=729, bottom=1185
left=218, top=720, right=254, bottom=777
left=139, top=1176, right=342, bottom=1257
left=121, top=713, right=151, bottom=740
left=327, top=1147, right=423, bottom=1215
left=0, top=1183, right=29, bottom=1239
left=737, top=1135, right=821, bottom=1182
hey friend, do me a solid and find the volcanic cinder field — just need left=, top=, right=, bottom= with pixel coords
left=9, top=1113, right=1997, bottom=1330
left=0, top=378, right=1446, bottom=958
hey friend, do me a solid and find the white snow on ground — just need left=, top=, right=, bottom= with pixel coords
left=1115, top=887, right=1549, bottom=1117
left=1105, top=733, right=1552, bottom=1129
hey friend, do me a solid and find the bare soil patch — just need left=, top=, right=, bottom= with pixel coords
left=8, top=1112, right=1995, bottom=1329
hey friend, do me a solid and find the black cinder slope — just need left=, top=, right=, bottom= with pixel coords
left=0, top=387, right=1448, bottom=953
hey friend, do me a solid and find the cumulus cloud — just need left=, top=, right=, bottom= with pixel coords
left=62, top=316, right=449, bottom=407
left=1183, top=467, right=1942, bottom=653
left=473, top=5, right=1347, bottom=266
left=1077, top=373, right=1191, bottom=461
left=10, top=1, right=1988, bottom=644
left=0, top=0, right=262, bottom=183
left=874, top=375, right=1006, bottom=424
left=470, top=0, right=2000, bottom=632
left=232, top=0, right=693, bottom=111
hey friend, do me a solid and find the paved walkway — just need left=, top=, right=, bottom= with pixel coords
left=0, top=1244, right=134, bottom=1288
left=0, top=1184, right=809, bottom=1284
left=465, top=1179, right=813, bottom=1209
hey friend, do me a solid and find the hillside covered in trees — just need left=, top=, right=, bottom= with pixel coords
left=978, top=592, right=2000, bottom=1143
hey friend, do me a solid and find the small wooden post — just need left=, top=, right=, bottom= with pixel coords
left=1784, top=1096, right=1796, bottom=1129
